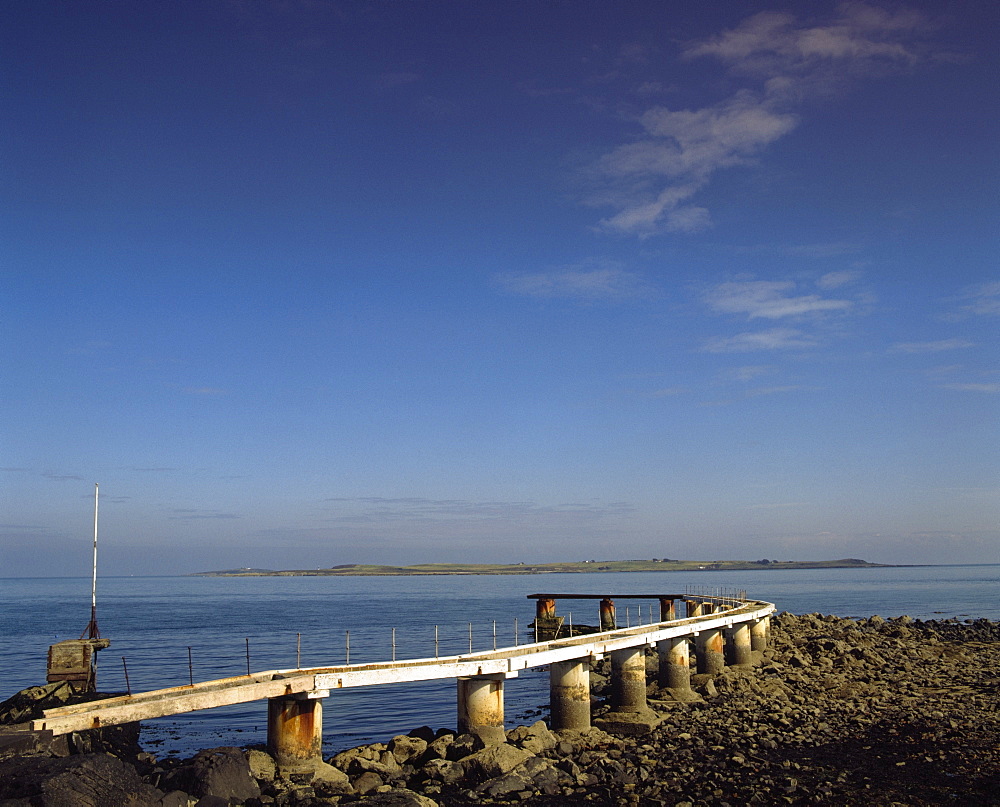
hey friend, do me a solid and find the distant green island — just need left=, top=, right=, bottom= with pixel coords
left=193, top=558, right=892, bottom=577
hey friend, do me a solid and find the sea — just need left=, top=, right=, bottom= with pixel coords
left=1, top=565, right=997, bottom=758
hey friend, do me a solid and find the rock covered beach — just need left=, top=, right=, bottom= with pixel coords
left=2, top=612, right=999, bottom=806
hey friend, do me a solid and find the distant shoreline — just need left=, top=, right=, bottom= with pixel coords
left=192, top=558, right=897, bottom=577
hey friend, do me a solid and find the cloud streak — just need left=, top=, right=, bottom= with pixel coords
left=322, top=496, right=634, bottom=526
left=496, top=261, right=651, bottom=301
left=889, top=339, right=975, bottom=354
left=702, top=328, right=817, bottom=353
left=588, top=4, right=932, bottom=237
left=706, top=280, right=853, bottom=319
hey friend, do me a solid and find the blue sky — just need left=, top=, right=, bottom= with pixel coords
left=3, top=1, right=997, bottom=576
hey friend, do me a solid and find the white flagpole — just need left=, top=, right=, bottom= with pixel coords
left=82, top=482, right=100, bottom=639
left=91, top=483, right=99, bottom=615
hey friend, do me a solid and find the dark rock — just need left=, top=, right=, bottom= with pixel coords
left=0, top=752, right=163, bottom=806
left=0, top=682, right=75, bottom=725
left=388, top=734, right=428, bottom=763
left=352, top=770, right=384, bottom=794
left=160, top=746, right=260, bottom=802
left=461, top=743, right=533, bottom=780
left=356, top=788, right=439, bottom=806
left=444, top=733, right=481, bottom=761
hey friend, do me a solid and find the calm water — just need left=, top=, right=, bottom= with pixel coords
left=1, top=566, right=996, bottom=756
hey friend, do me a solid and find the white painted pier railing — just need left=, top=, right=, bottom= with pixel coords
left=31, top=594, right=774, bottom=775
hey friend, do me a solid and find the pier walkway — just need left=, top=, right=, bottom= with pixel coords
left=31, top=592, right=774, bottom=775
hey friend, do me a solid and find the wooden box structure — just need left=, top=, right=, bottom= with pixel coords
left=46, top=638, right=110, bottom=693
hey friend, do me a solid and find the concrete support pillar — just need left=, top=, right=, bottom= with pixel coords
left=658, top=598, right=676, bottom=622
left=535, top=598, right=556, bottom=620
left=695, top=628, right=725, bottom=675
left=549, top=658, right=590, bottom=731
left=750, top=616, right=770, bottom=652
left=267, top=691, right=327, bottom=773
left=610, top=647, right=648, bottom=713
left=725, top=623, right=753, bottom=666
left=599, top=598, right=616, bottom=631
left=685, top=600, right=703, bottom=618
left=457, top=675, right=505, bottom=734
left=657, top=636, right=692, bottom=692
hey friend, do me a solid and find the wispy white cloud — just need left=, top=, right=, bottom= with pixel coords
left=321, top=496, right=634, bottom=525
left=745, top=385, right=814, bottom=397
left=939, top=383, right=1000, bottom=394
left=955, top=281, right=1000, bottom=317
left=816, top=270, right=861, bottom=289
left=723, top=365, right=776, bottom=382
left=43, top=471, right=84, bottom=481
left=649, top=387, right=686, bottom=398
left=169, top=508, right=241, bottom=520
left=889, top=338, right=975, bottom=354
left=588, top=4, right=933, bottom=237
left=685, top=6, right=928, bottom=83
left=591, top=92, right=797, bottom=236
left=706, top=280, right=852, bottom=319
left=496, top=260, right=650, bottom=301
left=702, top=328, right=817, bottom=353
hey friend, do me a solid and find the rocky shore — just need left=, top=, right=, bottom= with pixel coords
left=2, top=612, right=998, bottom=806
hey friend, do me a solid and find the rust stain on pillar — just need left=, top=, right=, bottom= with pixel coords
left=535, top=598, right=557, bottom=620
left=457, top=676, right=504, bottom=733
left=686, top=600, right=703, bottom=618
left=599, top=598, right=616, bottom=631
left=267, top=696, right=323, bottom=771
left=726, top=623, right=753, bottom=666
left=658, top=636, right=692, bottom=691
left=696, top=628, right=725, bottom=675
left=751, top=616, right=770, bottom=652
left=658, top=598, right=676, bottom=622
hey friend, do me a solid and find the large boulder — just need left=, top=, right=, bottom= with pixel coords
left=387, top=734, right=428, bottom=764
left=357, top=789, right=439, bottom=806
left=507, top=720, right=556, bottom=754
left=0, top=752, right=163, bottom=806
left=0, top=682, right=75, bottom=725
left=462, top=743, right=534, bottom=780
left=160, top=746, right=260, bottom=802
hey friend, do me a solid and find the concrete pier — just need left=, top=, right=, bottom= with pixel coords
left=34, top=592, right=776, bottom=756
left=725, top=623, right=753, bottom=666
left=696, top=628, right=725, bottom=675
left=596, top=646, right=660, bottom=734
left=610, top=647, right=648, bottom=713
left=751, top=616, right=770, bottom=652
left=657, top=636, right=694, bottom=696
left=658, top=598, right=676, bottom=622
left=457, top=674, right=505, bottom=735
left=549, top=659, right=590, bottom=731
left=267, top=691, right=327, bottom=774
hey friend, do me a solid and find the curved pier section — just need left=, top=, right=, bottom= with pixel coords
left=32, top=592, right=774, bottom=776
